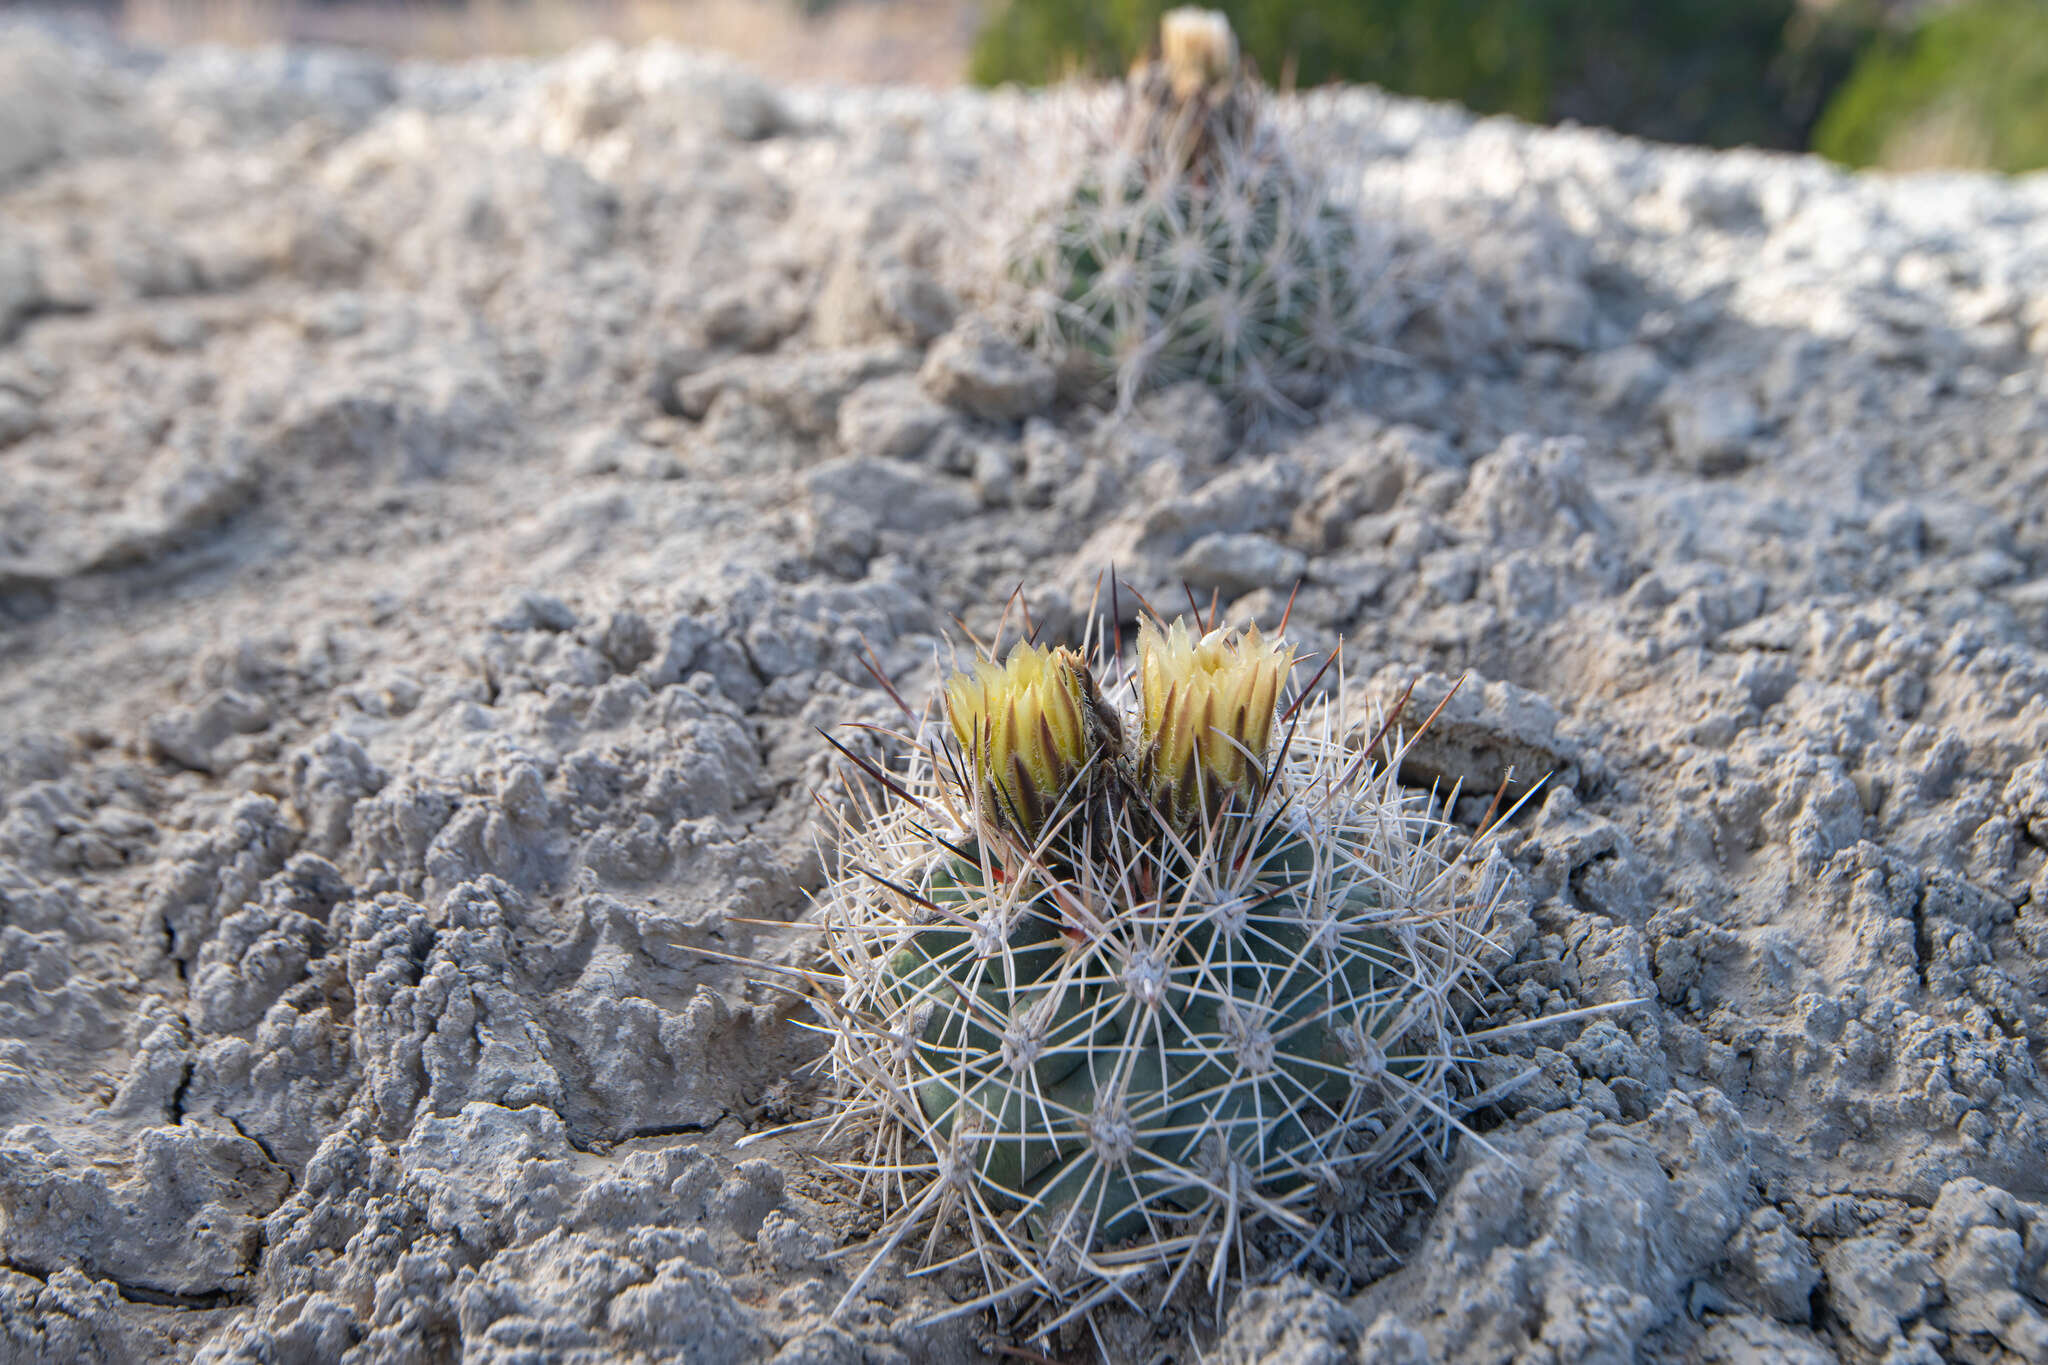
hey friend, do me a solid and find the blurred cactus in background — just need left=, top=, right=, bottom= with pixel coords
left=999, top=7, right=1385, bottom=427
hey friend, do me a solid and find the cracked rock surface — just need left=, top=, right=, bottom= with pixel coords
left=4, top=18, right=2048, bottom=1363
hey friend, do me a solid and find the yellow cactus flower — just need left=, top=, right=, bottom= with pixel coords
left=1137, top=617, right=1295, bottom=827
left=944, top=642, right=1118, bottom=842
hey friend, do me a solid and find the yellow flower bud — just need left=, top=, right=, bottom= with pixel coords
left=1137, top=617, right=1294, bottom=827
left=944, top=642, right=1118, bottom=843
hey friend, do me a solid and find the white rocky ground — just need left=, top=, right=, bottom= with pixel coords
left=3, top=18, right=2048, bottom=1364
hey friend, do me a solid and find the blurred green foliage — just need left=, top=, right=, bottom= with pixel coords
left=969, top=0, right=1872, bottom=152
left=1813, top=0, right=2048, bottom=172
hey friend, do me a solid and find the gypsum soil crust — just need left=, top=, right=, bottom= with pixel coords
left=2, top=20, right=2048, bottom=1365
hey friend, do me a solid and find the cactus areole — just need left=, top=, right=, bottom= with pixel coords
left=812, top=613, right=1511, bottom=1324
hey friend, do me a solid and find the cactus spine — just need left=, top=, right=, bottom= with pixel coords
left=1004, top=8, right=1383, bottom=427
left=806, top=614, right=1517, bottom=1332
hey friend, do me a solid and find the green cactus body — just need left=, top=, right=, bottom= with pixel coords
left=872, top=823, right=1413, bottom=1248
left=1022, top=159, right=1367, bottom=421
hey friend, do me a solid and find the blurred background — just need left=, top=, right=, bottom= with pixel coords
left=14, top=0, right=2048, bottom=171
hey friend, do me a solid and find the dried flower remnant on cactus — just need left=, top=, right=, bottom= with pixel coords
left=942, top=640, right=1119, bottom=843
left=1136, top=617, right=1294, bottom=827
left=1159, top=6, right=1238, bottom=101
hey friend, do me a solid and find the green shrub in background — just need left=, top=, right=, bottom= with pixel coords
left=1814, top=0, right=2048, bottom=172
left=970, top=0, right=1873, bottom=153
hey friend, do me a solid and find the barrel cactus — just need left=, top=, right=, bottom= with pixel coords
left=806, top=614, right=1516, bottom=1330
left=1003, top=7, right=1384, bottom=427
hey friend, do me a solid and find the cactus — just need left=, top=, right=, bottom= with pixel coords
left=802, top=612, right=1525, bottom=1332
left=1002, top=8, right=1384, bottom=428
